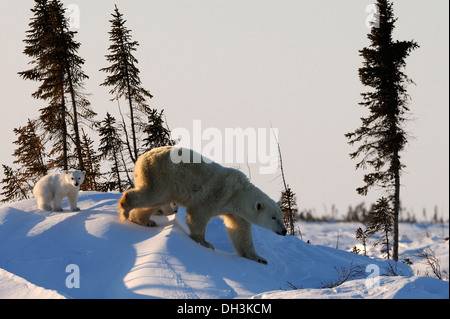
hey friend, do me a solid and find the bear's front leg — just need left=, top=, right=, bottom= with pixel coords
left=37, top=196, right=52, bottom=211
left=67, top=191, right=80, bottom=211
left=222, top=214, right=267, bottom=264
left=186, top=208, right=214, bottom=250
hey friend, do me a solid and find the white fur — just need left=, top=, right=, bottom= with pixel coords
left=129, top=202, right=179, bottom=227
left=119, top=146, right=286, bottom=264
left=33, top=170, right=85, bottom=212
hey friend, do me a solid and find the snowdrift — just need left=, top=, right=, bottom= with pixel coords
left=0, top=192, right=448, bottom=299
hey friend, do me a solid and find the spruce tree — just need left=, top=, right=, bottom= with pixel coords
left=12, top=119, right=48, bottom=183
left=100, top=5, right=153, bottom=163
left=50, top=0, right=93, bottom=171
left=345, top=0, right=419, bottom=261
left=274, top=127, right=300, bottom=237
left=141, top=108, right=174, bottom=152
left=366, top=197, right=393, bottom=259
left=80, top=129, right=101, bottom=191
left=19, top=0, right=68, bottom=169
left=19, top=0, right=95, bottom=171
left=0, top=119, right=47, bottom=202
left=98, top=112, right=128, bottom=192
left=0, top=165, right=29, bottom=203
left=280, top=186, right=298, bottom=236
left=355, top=227, right=369, bottom=256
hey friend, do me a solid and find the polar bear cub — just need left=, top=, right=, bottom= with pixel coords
left=33, top=170, right=85, bottom=212
left=129, top=202, right=179, bottom=227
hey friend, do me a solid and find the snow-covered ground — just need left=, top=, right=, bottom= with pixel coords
left=299, top=221, right=449, bottom=278
left=0, top=191, right=448, bottom=299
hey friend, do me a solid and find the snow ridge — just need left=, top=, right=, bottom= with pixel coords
left=0, top=191, right=448, bottom=299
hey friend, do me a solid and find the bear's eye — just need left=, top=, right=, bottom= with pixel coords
left=256, top=202, right=262, bottom=210
left=272, top=217, right=276, bottom=220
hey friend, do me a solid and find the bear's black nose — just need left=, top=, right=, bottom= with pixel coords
left=282, top=229, right=287, bottom=236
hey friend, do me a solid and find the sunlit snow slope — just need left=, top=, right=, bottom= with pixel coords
left=0, top=192, right=447, bottom=299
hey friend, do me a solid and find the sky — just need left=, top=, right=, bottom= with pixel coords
left=0, top=0, right=448, bottom=220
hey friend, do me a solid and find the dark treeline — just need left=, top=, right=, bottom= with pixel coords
left=295, top=203, right=446, bottom=224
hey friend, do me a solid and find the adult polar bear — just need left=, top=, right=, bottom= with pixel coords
left=119, top=146, right=287, bottom=264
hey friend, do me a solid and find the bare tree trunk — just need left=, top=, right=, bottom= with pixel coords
left=65, top=61, right=85, bottom=171
left=117, top=98, right=135, bottom=164
left=393, top=150, right=400, bottom=262
left=61, top=92, right=68, bottom=171
left=125, top=65, right=138, bottom=163
left=112, top=150, right=122, bottom=193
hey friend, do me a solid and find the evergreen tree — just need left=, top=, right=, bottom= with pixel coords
left=0, top=119, right=48, bottom=202
left=0, top=165, right=29, bottom=203
left=280, top=186, right=298, bottom=236
left=274, top=127, right=300, bottom=237
left=49, top=0, right=94, bottom=171
left=345, top=0, right=419, bottom=261
left=12, top=119, right=48, bottom=183
left=98, top=112, right=129, bottom=192
left=355, top=227, right=369, bottom=256
left=19, top=0, right=68, bottom=169
left=100, top=5, right=153, bottom=163
left=19, top=0, right=95, bottom=171
left=141, top=108, right=175, bottom=152
left=366, top=197, right=393, bottom=259
left=80, top=129, right=101, bottom=191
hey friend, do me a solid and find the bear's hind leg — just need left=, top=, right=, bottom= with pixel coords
left=222, top=214, right=267, bottom=264
left=37, top=194, right=52, bottom=211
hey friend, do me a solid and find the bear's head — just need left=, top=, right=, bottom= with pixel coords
left=65, top=170, right=86, bottom=188
left=239, top=186, right=287, bottom=236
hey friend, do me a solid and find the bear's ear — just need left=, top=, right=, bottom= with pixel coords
left=64, top=170, right=68, bottom=175
left=82, top=171, right=86, bottom=176
left=255, top=202, right=263, bottom=211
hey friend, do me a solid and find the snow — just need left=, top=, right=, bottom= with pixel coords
left=0, top=191, right=448, bottom=299
left=0, top=268, right=65, bottom=299
left=252, top=276, right=449, bottom=299
left=299, top=221, right=449, bottom=278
